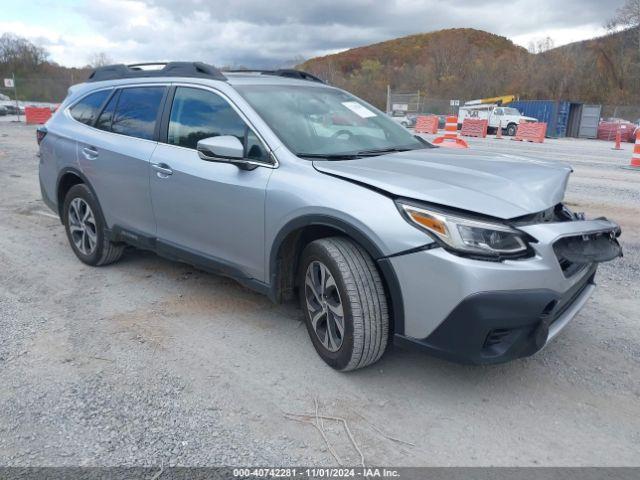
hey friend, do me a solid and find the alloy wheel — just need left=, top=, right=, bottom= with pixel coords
left=304, top=261, right=345, bottom=352
left=68, top=197, right=97, bottom=256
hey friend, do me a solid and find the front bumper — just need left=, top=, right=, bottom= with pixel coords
left=394, top=264, right=596, bottom=364
left=386, top=218, right=619, bottom=364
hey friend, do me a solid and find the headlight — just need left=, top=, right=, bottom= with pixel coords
left=398, top=202, right=530, bottom=259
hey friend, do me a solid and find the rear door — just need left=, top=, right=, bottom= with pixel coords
left=149, top=85, right=273, bottom=282
left=75, top=85, right=167, bottom=234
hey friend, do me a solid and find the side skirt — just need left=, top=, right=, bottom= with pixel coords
left=108, top=226, right=271, bottom=297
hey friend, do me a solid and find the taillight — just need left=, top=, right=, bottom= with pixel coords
left=36, top=127, right=47, bottom=146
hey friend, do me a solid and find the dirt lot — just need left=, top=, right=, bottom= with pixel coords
left=0, top=121, right=639, bottom=467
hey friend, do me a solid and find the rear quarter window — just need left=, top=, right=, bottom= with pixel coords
left=69, top=90, right=111, bottom=125
left=95, top=91, right=119, bottom=132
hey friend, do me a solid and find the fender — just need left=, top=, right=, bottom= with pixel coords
left=55, top=167, right=107, bottom=226
left=268, top=214, right=405, bottom=335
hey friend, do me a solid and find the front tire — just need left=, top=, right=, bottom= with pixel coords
left=299, top=237, right=389, bottom=371
left=63, top=184, right=124, bottom=266
left=506, top=123, right=518, bottom=136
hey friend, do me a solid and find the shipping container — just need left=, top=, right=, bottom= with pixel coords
left=508, top=100, right=588, bottom=138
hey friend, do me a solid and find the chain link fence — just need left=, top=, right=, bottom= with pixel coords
left=387, top=90, right=461, bottom=116
left=601, top=105, right=640, bottom=122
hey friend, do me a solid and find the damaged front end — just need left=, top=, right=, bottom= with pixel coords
left=515, top=204, right=622, bottom=277
left=554, top=228, right=622, bottom=275
left=389, top=201, right=622, bottom=364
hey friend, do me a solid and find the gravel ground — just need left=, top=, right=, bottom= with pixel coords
left=0, top=122, right=639, bottom=467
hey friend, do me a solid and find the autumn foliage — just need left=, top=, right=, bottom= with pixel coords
left=298, top=28, right=640, bottom=110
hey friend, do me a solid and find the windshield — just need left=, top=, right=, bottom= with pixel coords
left=236, top=85, right=426, bottom=158
left=503, top=107, right=521, bottom=115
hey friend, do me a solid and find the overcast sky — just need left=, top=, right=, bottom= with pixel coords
left=0, top=0, right=624, bottom=68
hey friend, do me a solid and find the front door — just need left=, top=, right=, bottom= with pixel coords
left=149, top=86, right=273, bottom=282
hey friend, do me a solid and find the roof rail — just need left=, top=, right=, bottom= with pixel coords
left=87, top=62, right=227, bottom=82
left=223, top=69, right=325, bottom=84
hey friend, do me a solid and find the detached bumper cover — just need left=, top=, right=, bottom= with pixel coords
left=394, top=265, right=596, bottom=364
left=388, top=217, right=620, bottom=365
left=553, top=226, right=622, bottom=266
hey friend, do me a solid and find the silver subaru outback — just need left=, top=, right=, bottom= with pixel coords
left=37, top=62, right=622, bottom=370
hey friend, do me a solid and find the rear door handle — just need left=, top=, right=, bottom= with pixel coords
left=151, top=162, right=173, bottom=177
left=81, top=146, right=98, bottom=160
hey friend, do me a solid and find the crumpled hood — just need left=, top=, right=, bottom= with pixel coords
left=313, top=148, right=572, bottom=219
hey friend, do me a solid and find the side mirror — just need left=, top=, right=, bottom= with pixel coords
left=197, top=136, right=257, bottom=170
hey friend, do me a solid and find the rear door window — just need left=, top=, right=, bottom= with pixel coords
left=111, top=87, right=165, bottom=140
left=69, top=90, right=111, bottom=125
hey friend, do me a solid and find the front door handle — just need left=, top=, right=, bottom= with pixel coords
left=151, top=162, right=173, bottom=177
left=81, top=146, right=98, bottom=160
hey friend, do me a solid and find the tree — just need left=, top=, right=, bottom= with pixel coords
left=608, top=0, right=640, bottom=52
left=0, top=33, right=92, bottom=102
left=0, top=33, right=48, bottom=72
left=305, top=58, right=341, bottom=84
left=528, top=37, right=555, bottom=54
left=87, top=52, right=113, bottom=68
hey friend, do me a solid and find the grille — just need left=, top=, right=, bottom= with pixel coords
left=556, top=255, right=585, bottom=278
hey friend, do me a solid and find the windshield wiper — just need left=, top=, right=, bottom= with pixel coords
left=298, top=147, right=418, bottom=160
left=297, top=153, right=361, bottom=160
left=355, top=147, right=414, bottom=156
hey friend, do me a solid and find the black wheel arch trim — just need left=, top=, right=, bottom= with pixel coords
left=268, top=214, right=406, bottom=335
left=55, top=167, right=105, bottom=223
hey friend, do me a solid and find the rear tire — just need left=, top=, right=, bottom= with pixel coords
left=62, top=184, right=124, bottom=266
left=299, top=237, right=389, bottom=371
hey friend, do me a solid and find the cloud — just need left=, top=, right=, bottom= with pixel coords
left=0, top=20, right=116, bottom=67
left=0, top=0, right=625, bottom=67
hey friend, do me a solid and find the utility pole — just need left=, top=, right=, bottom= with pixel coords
left=12, top=73, right=20, bottom=122
left=386, top=85, right=391, bottom=115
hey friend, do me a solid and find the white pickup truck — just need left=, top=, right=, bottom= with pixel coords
left=458, top=104, right=538, bottom=136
